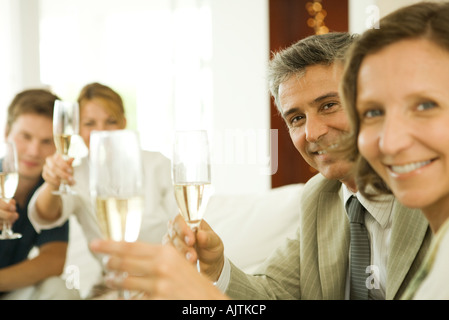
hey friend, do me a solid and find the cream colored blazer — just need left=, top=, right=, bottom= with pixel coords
left=226, top=174, right=432, bottom=300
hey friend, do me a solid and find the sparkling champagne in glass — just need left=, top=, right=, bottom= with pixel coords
left=52, top=100, right=79, bottom=195
left=89, top=130, right=144, bottom=299
left=0, top=140, right=21, bottom=240
left=172, top=130, right=212, bottom=270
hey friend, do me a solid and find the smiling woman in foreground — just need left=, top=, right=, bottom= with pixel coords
left=340, top=1, right=449, bottom=299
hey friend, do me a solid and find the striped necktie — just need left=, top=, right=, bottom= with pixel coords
left=347, top=196, right=370, bottom=300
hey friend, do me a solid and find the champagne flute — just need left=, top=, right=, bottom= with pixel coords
left=172, top=130, right=212, bottom=271
left=0, top=140, right=21, bottom=240
left=89, top=129, right=143, bottom=299
left=52, top=100, right=79, bottom=195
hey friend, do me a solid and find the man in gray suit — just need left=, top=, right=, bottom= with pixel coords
left=166, top=32, right=432, bottom=300
left=91, top=32, right=432, bottom=300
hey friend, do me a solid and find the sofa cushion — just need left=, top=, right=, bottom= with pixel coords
left=204, top=183, right=304, bottom=273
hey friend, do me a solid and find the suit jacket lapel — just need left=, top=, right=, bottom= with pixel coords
left=386, top=200, right=428, bottom=299
left=317, top=187, right=350, bottom=299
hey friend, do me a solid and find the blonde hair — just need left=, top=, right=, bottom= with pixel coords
left=77, top=82, right=126, bottom=128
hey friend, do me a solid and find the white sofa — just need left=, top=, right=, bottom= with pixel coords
left=205, top=183, right=304, bottom=273
left=63, top=183, right=304, bottom=298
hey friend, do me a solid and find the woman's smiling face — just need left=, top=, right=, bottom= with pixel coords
left=80, top=97, right=126, bottom=149
left=357, top=38, right=449, bottom=214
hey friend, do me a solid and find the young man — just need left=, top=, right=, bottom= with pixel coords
left=0, top=89, right=79, bottom=299
left=91, top=32, right=431, bottom=300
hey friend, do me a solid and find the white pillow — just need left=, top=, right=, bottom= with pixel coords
left=204, top=183, right=304, bottom=273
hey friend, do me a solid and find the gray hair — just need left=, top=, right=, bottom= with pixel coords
left=268, top=32, right=357, bottom=112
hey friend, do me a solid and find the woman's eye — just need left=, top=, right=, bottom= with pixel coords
left=363, top=109, right=383, bottom=119
left=323, top=102, right=336, bottom=110
left=417, top=101, right=436, bottom=111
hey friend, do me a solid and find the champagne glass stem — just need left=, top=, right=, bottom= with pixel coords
left=116, top=271, right=130, bottom=299
left=118, top=288, right=131, bottom=300
left=192, top=226, right=201, bottom=272
left=58, top=179, right=71, bottom=193
left=58, top=155, right=74, bottom=194
left=1, top=221, right=21, bottom=239
left=2, top=221, right=11, bottom=237
left=196, top=254, right=201, bottom=272
left=104, top=266, right=131, bottom=299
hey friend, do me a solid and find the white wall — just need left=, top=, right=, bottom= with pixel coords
left=349, top=0, right=377, bottom=34
left=0, top=0, right=46, bottom=138
left=349, top=0, right=447, bottom=34
left=209, top=0, right=271, bottom=194
left=0, top=0, right=271, bottom=195
left=6, top=0, right=438, bottom=195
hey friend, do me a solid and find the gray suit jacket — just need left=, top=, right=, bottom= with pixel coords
left=226, top=174, right=432, bottom=300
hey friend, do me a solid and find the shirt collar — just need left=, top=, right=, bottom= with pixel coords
left=342, top=184, right=394, bottom=228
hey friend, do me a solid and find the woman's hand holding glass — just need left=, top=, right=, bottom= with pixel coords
left=42, top=153, right=75, bottom=191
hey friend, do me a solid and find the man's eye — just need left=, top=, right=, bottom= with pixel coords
left=290, top=115, right=304, bottom=126
left=21, top=133, right=32, bottom=140
left=417, top=101, right=437, bottom=111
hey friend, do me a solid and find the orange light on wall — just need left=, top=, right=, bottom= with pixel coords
left=306, top=1, right=329, bottom=35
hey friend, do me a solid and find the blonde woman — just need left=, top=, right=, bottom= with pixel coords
left=340, top=1, right=449, bottom=299
left=28, top=82, right=177, bottom=256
